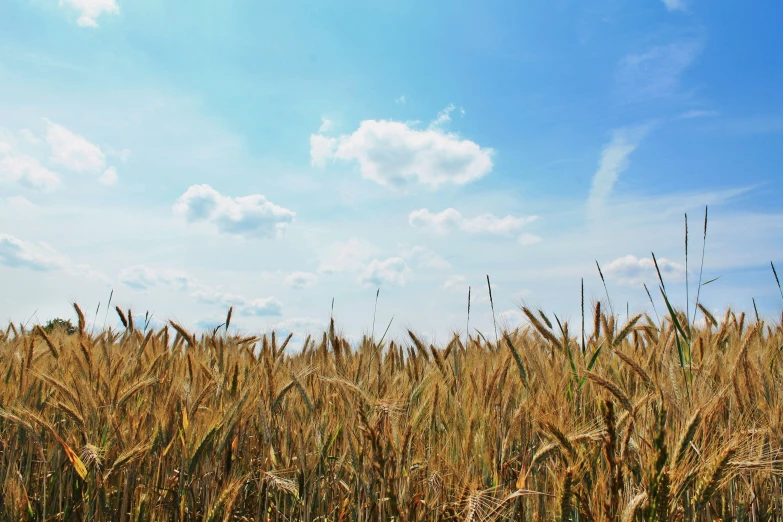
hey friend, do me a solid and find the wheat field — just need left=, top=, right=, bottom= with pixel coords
left=1, top=300, right=782, bottom=521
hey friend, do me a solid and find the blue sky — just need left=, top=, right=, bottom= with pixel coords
left=1, top=0, right=782, bottom=344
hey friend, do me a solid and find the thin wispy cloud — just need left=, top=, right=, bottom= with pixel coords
left=662, top=0, right=688, bottom=12
left=518, top=233, right=543, bottom=246
left=19, top=129, right=40, bottom=144
left=317, top=238, right=379, bottom=274
left=2, top=196, right=38, bottom=211
left=284, top=271, right=318, bottom=289
left=587, top=125, right=653, bottom=220
left=679, top=109, right=719, bottom=119
left=119, top=265, right=193, bottom=292
left=174, top=184, right=295, bottom=239
left=399, top=245, right=451, bottom=270
left=120, top=264, right=283, bottom=316
left=0, top=233, right=69, bottom=271
left=318, top=117, right=334, bottom=133
left=429, top=104, right=456, bottom=130
left=0, top=233, right=107, bottom=282
left=443, top=274, right=467, bottom=291
left=615, top=40, right=704, bottom=102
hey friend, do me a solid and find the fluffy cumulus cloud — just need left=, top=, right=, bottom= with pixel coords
left=309, top=134, right=338, bottom=167
left=602, top=254, right=685, bottom=287
left=409, top=208, right=538, bottom=239
left=58, top=0, right=120, bottom=27
left=310, top=119, right=493, bottom=189
left=45, top=119, right=106, bottom=172
left=0, top=148, right=61, bottom=191
left=174, top=184, right=295, bottom=239
left=120, top=264, right=282, bottom=316
left=284, top=271, right=318, bottom=289
left=358, top=257, right=411, bottom=287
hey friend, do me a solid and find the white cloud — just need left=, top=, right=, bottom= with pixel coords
left=318, top=240, right=436, bottom=287
left=191, top=288, right=282, bottom=316
left=309, top=134, right=338, bottom=167
left=317, top=238, right=379, bottom=274
left=662, top=0, right=687, bottom=12
left=120, top=264, right=282, bottom=316
left=409, top=208, right=538, bottom=238
left=0, top=233, right=107, bottom=282
left=19, top=129, right=40, bottom=144
left=106, top=147, right=132, bottom=162
left=266, top=317, right=329, bottom=336
left=679, top=109, right=718, bottom=119
left=498, top=308, right=526, bottom=329
left=318, top=117, right=334, bottom=134
left=58, top=0, right=120, bottom=27
left=284, top=271, right=317, bottom=289
left=312, top=119, right=493, bottom=189
left=443, top=275, right=467, bottom=291
left=98, top=166, right=118, bottom=185
left=400, top=245, right=451, bottom=270
left=0, top=150, right=61, bottom=192
left=358, top=257, right=411, bottom=287
left=587, top=125, right=651, bottom=219
left=395, top=96, right=406, bottom=104
left=174, top=184, right=295, bottom=239
left=602, top=254, right=685, bottom=287
left=119, top=265, right=193, bottom=292
left=44, top=119, right=106, bottom=173
left=0, top=233, right=68, bottom=271
left=518, top=233, right=543, bottom=246
left=3, top=196, right=38, bottom=211
left=429, top=104, right=456, bottom=130
left=616, top=40, right=703, bottom=102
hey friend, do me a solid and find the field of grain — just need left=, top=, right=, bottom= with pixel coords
left=1, top=300, right=782, bottom=521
